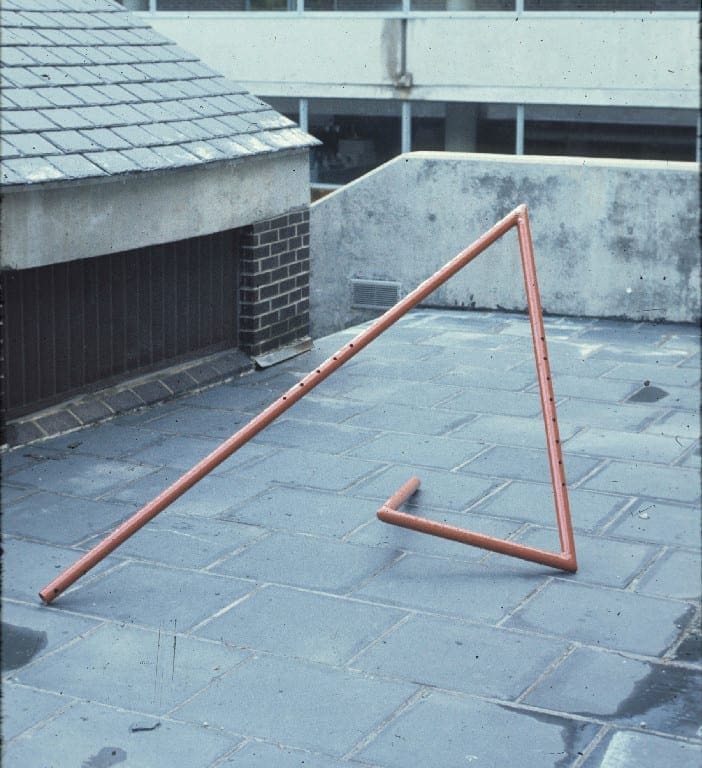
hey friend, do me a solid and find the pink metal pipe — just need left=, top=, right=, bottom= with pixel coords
left=376, top=206, right=577, bottom=573
left=39, top=206, right=525, bottom=603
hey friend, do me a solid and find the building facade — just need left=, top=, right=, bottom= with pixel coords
left=129, top=0, right=698, bottom=189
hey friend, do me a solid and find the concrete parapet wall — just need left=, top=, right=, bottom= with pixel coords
left=310, top=152, right=700, bottom=336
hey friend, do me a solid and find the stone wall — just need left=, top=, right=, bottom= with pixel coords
left=309, top=152, right=700, bottom=338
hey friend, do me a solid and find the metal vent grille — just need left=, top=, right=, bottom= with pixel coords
left=351, top=279, right=401, bottom=310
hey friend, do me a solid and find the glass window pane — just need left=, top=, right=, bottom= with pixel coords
left=524, top=1, right=698, bottom=10
left=410, top=1, right=513, bottom=10
left=523, top=106, right=697, bottom=162
left=155, top=0, right=291, bottom=10
left=307, top=99, right=402, bottom=185
left=305, top=0, right=401, bottom=10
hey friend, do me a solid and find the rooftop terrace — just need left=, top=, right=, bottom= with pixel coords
left=2, top=308, right=700, bottom=767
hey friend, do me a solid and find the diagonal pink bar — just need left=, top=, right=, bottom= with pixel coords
left=39, top=206, right=527, bottom=604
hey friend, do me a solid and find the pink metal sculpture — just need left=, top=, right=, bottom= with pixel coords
left=39, top=203, right=575, bottom=605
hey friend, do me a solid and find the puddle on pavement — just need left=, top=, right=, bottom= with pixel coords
left=611, top=661, right=702, bottom=738
left=82, top=747, right=127, bottom=768
left=498, top=705, right=599, bottom=767
left=672, top=625, right=702, bottom=665
left=1, top=622, right=48, bottom=671
left=626, top=383, right=669, bottom=403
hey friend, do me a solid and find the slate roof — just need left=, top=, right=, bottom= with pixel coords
left=0, top=0, right=317, bottom=188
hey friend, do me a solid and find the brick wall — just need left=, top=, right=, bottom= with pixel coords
left=238, top=207, right=311, bottom=357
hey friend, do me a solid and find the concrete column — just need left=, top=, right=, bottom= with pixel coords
left=444, top=103, right=479, bottom=152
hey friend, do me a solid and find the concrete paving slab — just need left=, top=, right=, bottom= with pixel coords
left=219, top=741, right=350, bottom=767
left=216, top=485, right=376, bottom=537
left=356, top=690, right=600, bottom=768
left=353, top=554, right=547, bottom=623
left=15, top=623, right=252, bottom=716
left=57, top=562, right=257, bottom=631
left=80, top=513, right=266, bottom=570
left=1, top=684, right=68, bottom=741
left=448, top=479, right=624, bottom=532
left=636, top=550, right=702, bottom=601
left=346, top=432, right=485, bottom=471
left=605, top=501, right=701, bottom=548
left=440, top=388, right=545, bottom=418
left=173, top=654, right=418, bottom=756
left=240, top=447, right=384, bottom=491
left=553, top=399, right=664, bottom=432
left=2, top=600, right=101, bottom=669
left=101, top=467, right=273, bottom=518
left=2, top=491, right=127, bottom=545
left=351, top=464, right=498, bottom=512
left=506, top=580, right=695, bottom=656
left=584, top=462, right=701, bottom=504
left=646, top=408, right=700, bottom=439
left=3, top=537, right=116, bottom=603
left=3, top=701, right=238, bottom=768
left=513, top=527, right=657, bottom=588
left=41, top=423, right=163, bottom=459
left=345, top=402, right=472, bottom=436
left=350, top=508, right=521, bottom=562
left=252, top=418, right=379, bottom=454
left=582, top=730, right=702, bottom=768
left=351, top=613, right=568, bottom=700
left=603, top=361, right=701, bottom=389
left=524, top=647, right=702, bottom=738
left=208, top=531, right=400, bottom=594
left=563, top=427, right=693, bottom=464
left=461, top=444, right=601, bottom=484
left=195, top=584, right=407, bottom=665
left=7, top=453, right=157, bottom=497
left=451, top=413, right=579, bottom=448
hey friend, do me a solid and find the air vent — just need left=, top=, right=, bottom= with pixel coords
left=351, top=279, right=401, bottom=310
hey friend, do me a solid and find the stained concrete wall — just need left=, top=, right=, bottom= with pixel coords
left=309, top=152, right=700, bottom=336
left=1, top=151, right=310, bottom=270
left=148, top=13, right=698, bottom=109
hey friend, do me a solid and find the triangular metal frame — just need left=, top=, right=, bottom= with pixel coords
left=376, top=206, right=577, bottom=572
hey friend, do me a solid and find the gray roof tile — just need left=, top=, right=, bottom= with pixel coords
left=3, top=109, right=60, bottom=131
left=167, top=120, right=213, bottom=142
left=84, top=149, right=140, bottom=174
left=39, top=106, right=92, bottom=128
left=2, top=156, right=64, bottom=182
left=206, top=115, right=251, bottom=134
left=1, top=0, right=316, bottom=188
left=120, top=146, right=173, bottom=170
left=44, top=152, right=106, bottom=178
left=35, top=85, right=83, bottom=105
left=111, top=124, right=159, bottom=147
left=151, top=144, right=201, bottom=167
left=62, top=85, right=106, bottom=103
left=43, top=129, right=101, bottom=152
left=3, top=132, right=60, bottom=156
left=4, top=86, right=54, bottom=108
left=180, top=141, right=227, bottom=162
left=0, top=46, right=38, bottom=66
left=101, top=102, right=150, bottom=124
left=91, top=84, right=139, bottom=102
left=79, top=127, right=131, bottom=150
left=140, top=121, right=189, bottom=144
left=0, top=163, right=24, bottom=184
left=208, top=136, right=254, bottom=158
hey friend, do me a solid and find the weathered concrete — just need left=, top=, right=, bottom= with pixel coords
left=1, top=151, right=310, bottom=270
left=310, top=152, right=700, bottom=336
